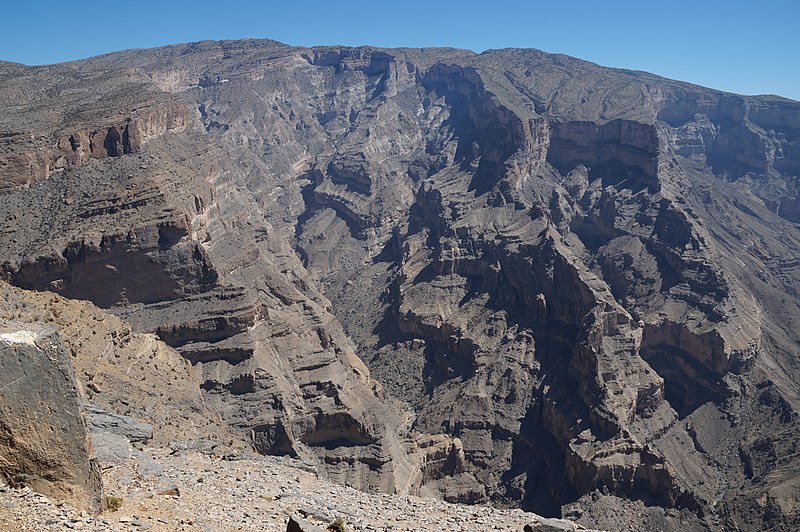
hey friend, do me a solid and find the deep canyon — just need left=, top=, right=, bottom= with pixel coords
left=1, top=39, right=800, bottom=531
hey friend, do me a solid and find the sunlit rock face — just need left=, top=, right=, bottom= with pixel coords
left=1, top=40, right=799, bottom=530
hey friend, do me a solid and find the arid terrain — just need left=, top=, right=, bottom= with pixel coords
left=1, top=39, right=800, bottom=531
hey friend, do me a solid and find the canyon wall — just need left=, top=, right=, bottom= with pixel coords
left=0, top=40, right=799, bottom=531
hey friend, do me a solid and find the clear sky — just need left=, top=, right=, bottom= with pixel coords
left=2, top=0, right=798, bottom=101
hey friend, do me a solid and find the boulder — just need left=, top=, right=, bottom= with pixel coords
left=525, top=518, right=580, bottom=531
left=0, top=326, right=102, bottom=513
left=84, top=405, right=153, bottom=443
left=90, top=431, right=132, bottom=465
left=286, top=515, right=326, bottom=532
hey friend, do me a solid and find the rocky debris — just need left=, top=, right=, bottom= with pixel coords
left=85, top=406, right=154, bottom=443
left=0, top=448, right=597, bottom=531
left=0, top=482, right=113, bottom=532
left=0, top=325, right=102, bottom=514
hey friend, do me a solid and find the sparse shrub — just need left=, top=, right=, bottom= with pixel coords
left=328, top=516, right=345, bottom=532
left=104, top=495, right=123, bottom=512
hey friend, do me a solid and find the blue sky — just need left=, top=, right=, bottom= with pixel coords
left=2, top=0, right=798, bottom=100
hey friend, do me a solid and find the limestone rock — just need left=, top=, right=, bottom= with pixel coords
left=0, top=326, right=102, bottom=513
left=90, top=432, right=132, bottom=466
left=525, top=518, right=579, bottom=532
left=84, top=406, right=153, bottom=443
left=286, top=515, right=326, bottom=532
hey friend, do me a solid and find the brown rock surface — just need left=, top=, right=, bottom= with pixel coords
left=0, top=325, right=102, bottom=514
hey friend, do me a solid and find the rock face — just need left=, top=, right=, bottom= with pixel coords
left=0, top=39, right=799, bottom=530
left=0, top=282, right=246, bottom=452
left=84, top=406, right=154, bottom=443
left=0, top=326, right=102, bottom=513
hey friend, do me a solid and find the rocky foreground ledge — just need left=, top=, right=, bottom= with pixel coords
left=0, top=283, right=592, bottom=531
left=0, top=448, right=592, bottom=532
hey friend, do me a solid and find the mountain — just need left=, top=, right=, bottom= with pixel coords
left=1, top=38, right=799, bottom=531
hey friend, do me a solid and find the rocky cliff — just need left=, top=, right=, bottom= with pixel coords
left=1, top=39, right=799, bottom=531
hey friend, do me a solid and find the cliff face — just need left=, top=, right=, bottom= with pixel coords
left=0, top=39, right=799, bottom=531
left=0, top=101, right=188, bottom=191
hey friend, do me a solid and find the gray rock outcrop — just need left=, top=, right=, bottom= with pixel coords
left=0, top=326, right=102, bottom=513
left=84, top=406, right=154, bottom=443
